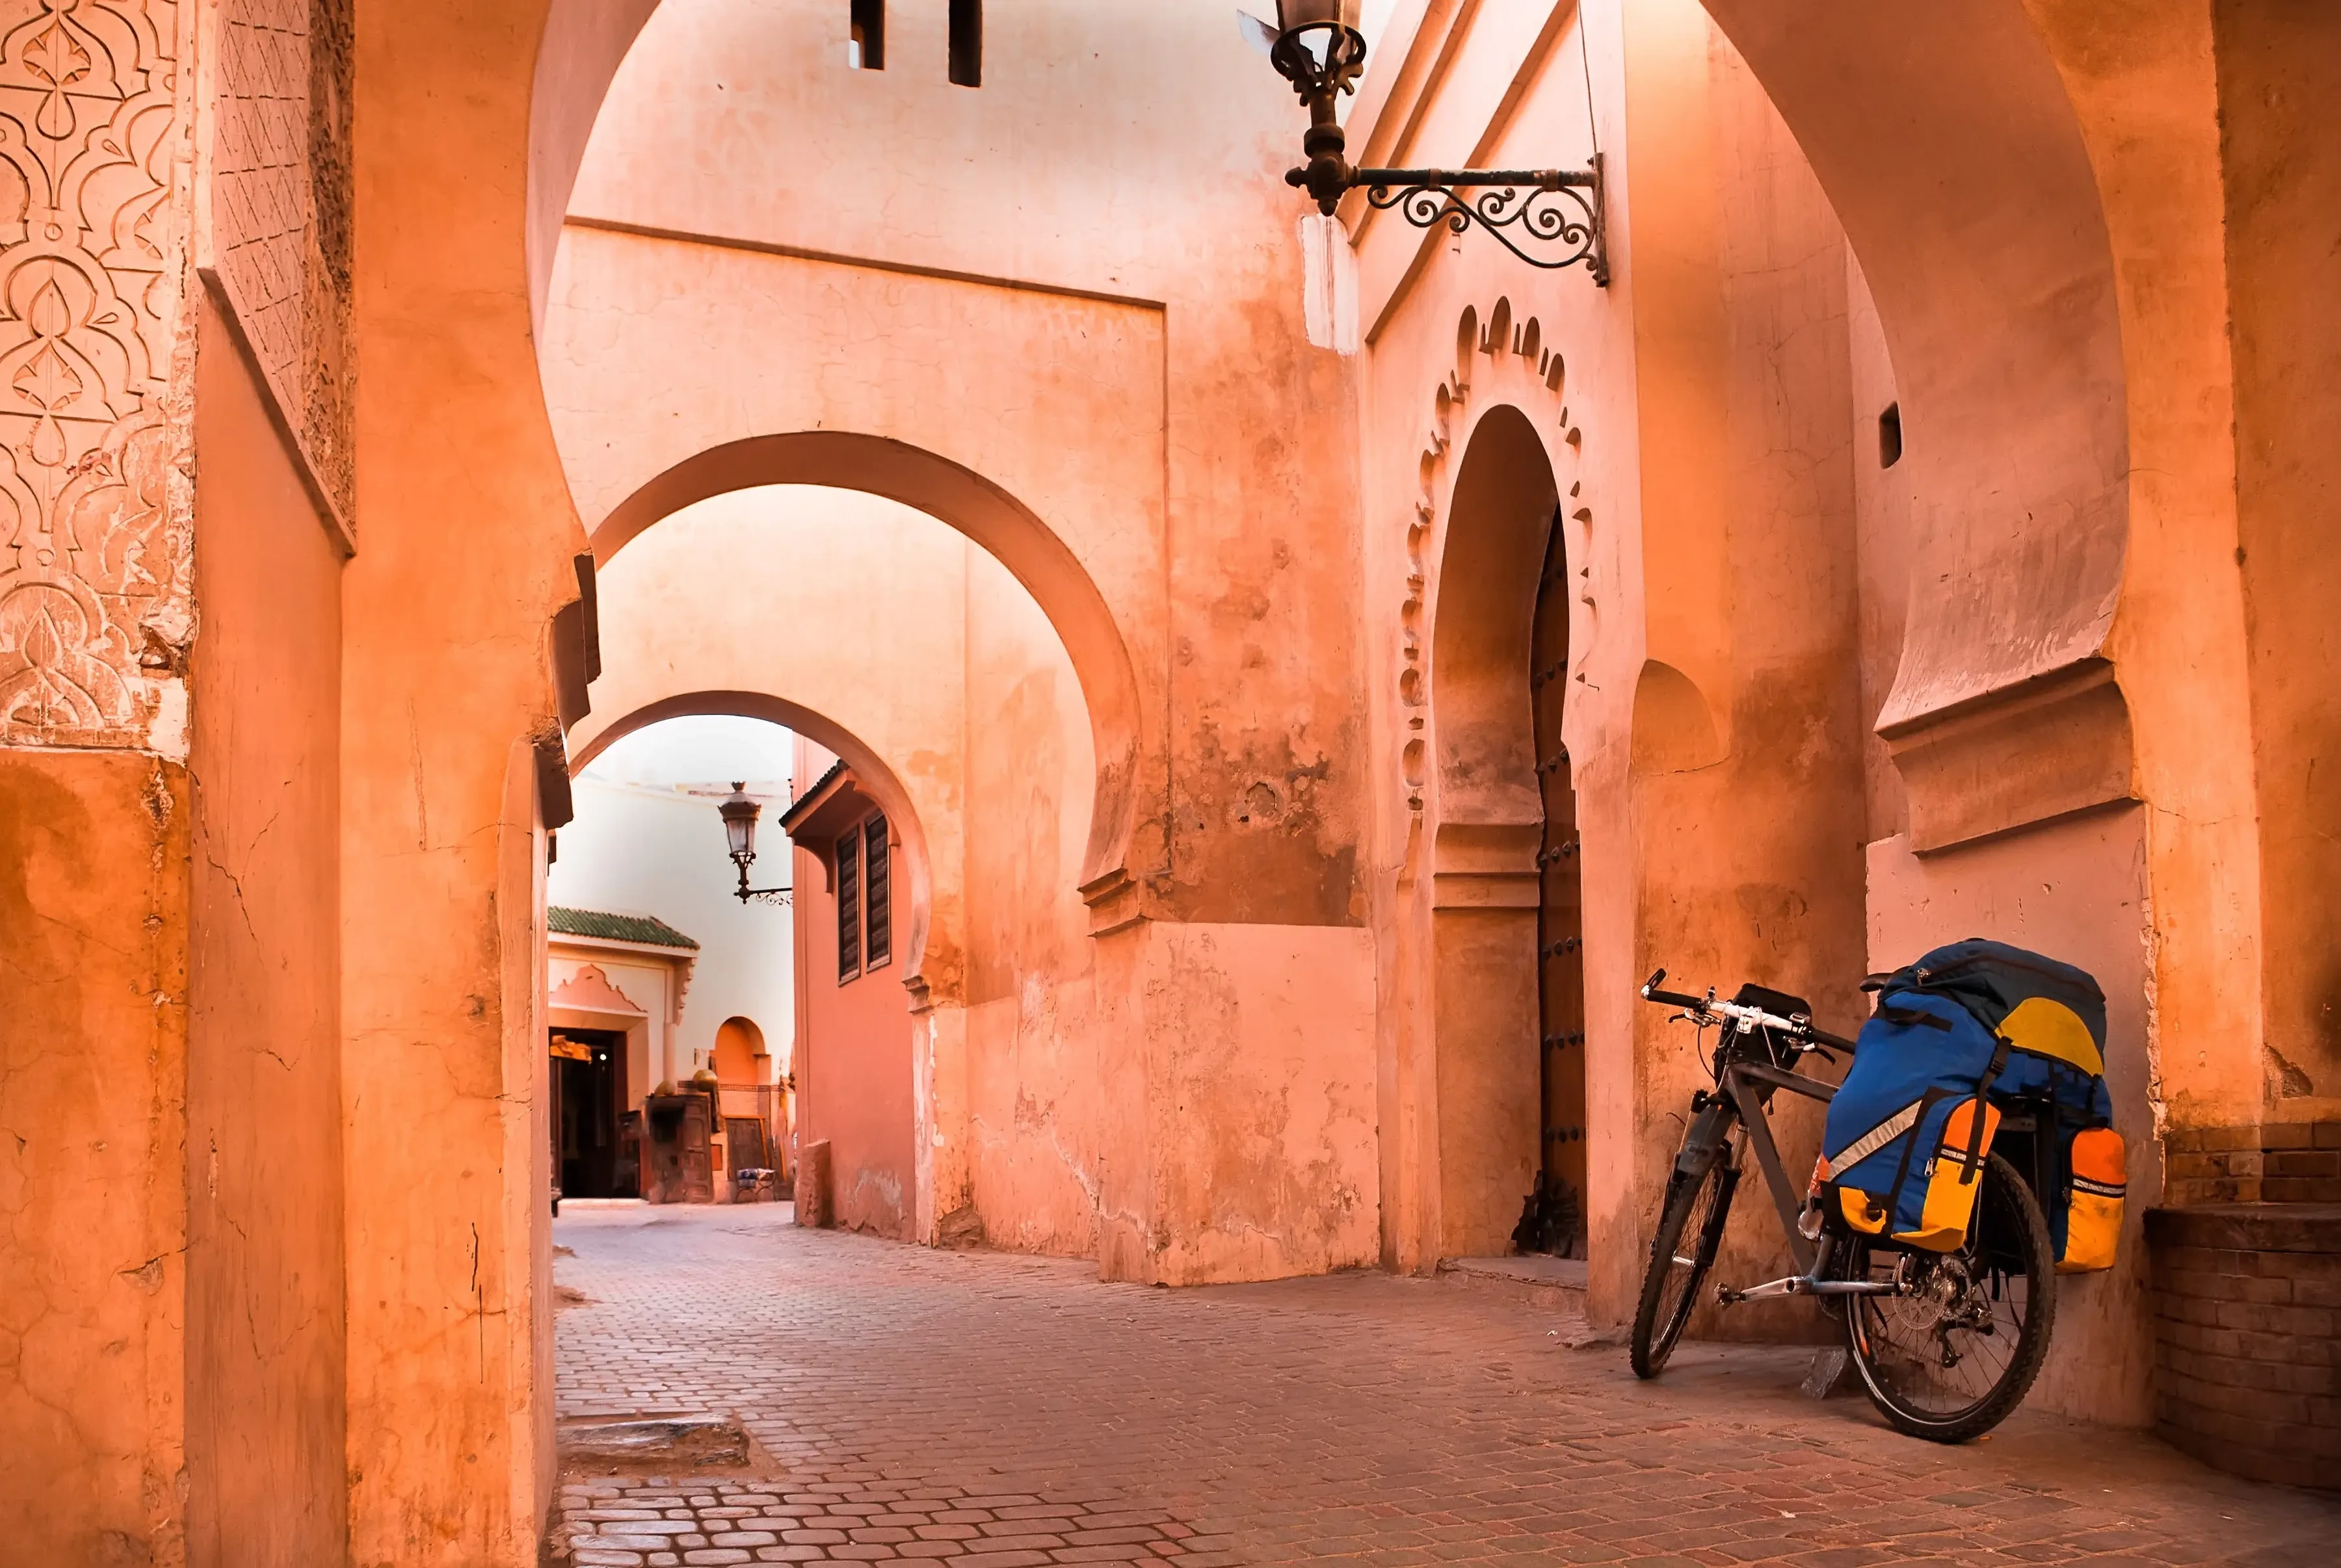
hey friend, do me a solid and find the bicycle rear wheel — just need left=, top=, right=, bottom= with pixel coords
left=1630, top=1153, right=1737, bottom=1378
left=1840, top=1150, right=2056, bottom=1442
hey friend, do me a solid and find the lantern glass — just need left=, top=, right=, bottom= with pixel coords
left=719, top=783, right=759, bottom=861
left=1276, top=1, right=1360, bottom=29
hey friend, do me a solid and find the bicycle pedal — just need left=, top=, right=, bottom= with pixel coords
left=1715, top=1283, right=1743, bottom=1306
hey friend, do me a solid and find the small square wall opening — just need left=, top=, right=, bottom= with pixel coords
left=850, top=0, right=885, bottom=69
left=950, top=0, right=982, bottom=86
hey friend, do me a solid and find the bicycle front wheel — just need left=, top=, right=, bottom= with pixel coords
left=1840, top=1150, right=2056, bottom=1442
left=1630, top=1153, right=1737, bottom=1379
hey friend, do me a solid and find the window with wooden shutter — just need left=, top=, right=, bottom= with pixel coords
left=836, top=833, right=862, bottom=982
left=863, top=813, right=892, bottom=969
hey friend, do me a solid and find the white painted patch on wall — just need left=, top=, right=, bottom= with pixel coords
left=1300, top=213, right=1360, bottom=355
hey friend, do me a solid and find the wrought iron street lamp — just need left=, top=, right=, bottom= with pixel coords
left=1254, top=1, right=1607, bottom=281
left=718, top=783, right=792, bottom=906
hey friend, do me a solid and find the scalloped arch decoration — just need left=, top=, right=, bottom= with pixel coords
left=1399, top=299, right=1589, bottom=820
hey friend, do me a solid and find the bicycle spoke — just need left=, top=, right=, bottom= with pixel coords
left=1633, top=1152, right=1737, bottom=1378
left=1843, top=1153, right=2056, bottom=1439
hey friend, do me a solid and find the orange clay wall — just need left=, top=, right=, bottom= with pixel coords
left=182, top=293, right=352, bottom=1563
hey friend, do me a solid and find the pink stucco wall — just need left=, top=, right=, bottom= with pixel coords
left=791, top=767, right=918, bottom=1240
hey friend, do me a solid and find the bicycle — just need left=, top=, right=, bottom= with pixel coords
left=1630, top=969, right=2057, bottom=1443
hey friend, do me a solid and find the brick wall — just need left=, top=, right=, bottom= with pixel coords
left=2162, top=1121, right=2341, bottom=1205
left=2145, top=1204, right=2340, bottom=1489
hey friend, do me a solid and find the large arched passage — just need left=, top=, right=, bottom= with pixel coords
left=569, top=699, right=931, bottom=1239
left=590, top=436, right=1139, bottom=895
left=536, top=2, right=2132, bottom=714
left=569, top=477, right=1105, bottom=1252
left=574, top=691, right=939, bottom=989
left=570, top=481, right=1100, bottom=1008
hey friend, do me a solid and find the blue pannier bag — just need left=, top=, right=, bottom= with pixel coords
left=1819, top=939, right=2121, bottom=1266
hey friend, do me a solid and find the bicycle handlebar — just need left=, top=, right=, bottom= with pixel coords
left=1639, top=968, right=1855, bottom=1054
left=1643, top=980, right=1710, bottom=1010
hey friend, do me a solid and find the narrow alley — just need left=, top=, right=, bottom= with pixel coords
left=548, top=1210, right=2334, bottom=1565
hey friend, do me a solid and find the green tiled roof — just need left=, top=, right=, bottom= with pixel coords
left=547, top=906, right=700, bottom=950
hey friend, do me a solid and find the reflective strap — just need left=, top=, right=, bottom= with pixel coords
left=1827, top=1100, right=1923, bottom=1172
left=2070, top=1174, right=2126, bottom=1197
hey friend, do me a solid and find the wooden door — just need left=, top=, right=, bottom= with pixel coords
left=1528, top=506, right=1587, bottom=1256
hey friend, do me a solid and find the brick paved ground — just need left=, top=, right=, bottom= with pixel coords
left=549, top=1205, right=2336, bottom=1566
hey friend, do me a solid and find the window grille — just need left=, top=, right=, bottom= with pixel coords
left=864, top=814, right=892, bottom=969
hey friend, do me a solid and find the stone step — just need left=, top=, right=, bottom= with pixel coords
left=1436, top=1253, right=1589, bottom=1307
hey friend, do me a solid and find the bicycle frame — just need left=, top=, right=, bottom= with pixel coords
left=1689, top=1043, right=2043, bottom=1305
left=1705, top=1060, right=1887, bottom=1303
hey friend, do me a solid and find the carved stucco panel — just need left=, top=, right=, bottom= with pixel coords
left=210, top=0, right=349, bottom=528
left=0, top=0, right=192, bottom=751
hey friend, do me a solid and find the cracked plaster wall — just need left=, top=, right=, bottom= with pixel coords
left=0, top=750, right=190, bottom=1561
left=182, top=288, right=348, bottom=1565
left=962, top=527, right=1104, bottom=1259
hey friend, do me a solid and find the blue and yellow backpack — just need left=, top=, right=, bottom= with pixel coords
left=1818, top=939, right=2124, bottom=1271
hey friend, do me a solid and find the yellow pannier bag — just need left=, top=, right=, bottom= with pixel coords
left=1829, top=1096, right=2001, bottom=1251
left=1837, top=1184, right=1887, bottom=1235
left=1897, top=1099, right=2001, bottom=1251
left=2058, top=1126, right=2126, bottom=1274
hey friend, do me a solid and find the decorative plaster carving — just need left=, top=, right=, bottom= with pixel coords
left=208, top=0, right=349, bottom=532
left=0, top=0, right=192, bottom=751
left=548, top=961, right=646, bottom=1017
left=1401, top=297, right=1584, bottom=818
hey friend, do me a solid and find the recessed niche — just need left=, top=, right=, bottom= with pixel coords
left=949, top=0, right=982, bottom=87
left=849, top=0, right=884, bottom=69
left=1879, top=402, right=1903, bottom=469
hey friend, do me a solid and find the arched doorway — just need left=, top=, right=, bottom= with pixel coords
left=1424, top=402, right=1583, bottom=1261
left=711, top=1017, right=786, bottom=1192
left=711, top=1015, right=767, bottom=1081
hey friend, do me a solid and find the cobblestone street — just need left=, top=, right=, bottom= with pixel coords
left=549, top=1207, right=2336, bottom=1566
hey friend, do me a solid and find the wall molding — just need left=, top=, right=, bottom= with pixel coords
left=563, top=214, right=1167, bottom=315
left=198, top=266, right=354, bottom=556
left=1882, top=657, right=2137, bottom=854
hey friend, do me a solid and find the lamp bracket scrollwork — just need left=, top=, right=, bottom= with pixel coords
left=1352, top=159, right=1609, bottom=283
left=1263, top=15, right=1609, bottom=287
left=730, top=859, right=792, bottom=907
